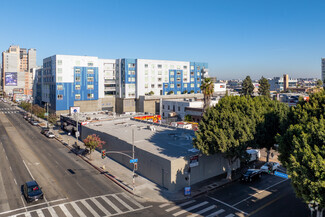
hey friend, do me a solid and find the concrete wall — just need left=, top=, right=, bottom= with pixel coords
left=99, top=96, right=115, bottom=112
left=74, top=100, right=99, bottom=112
left=116, top=98, right=136, bottom=114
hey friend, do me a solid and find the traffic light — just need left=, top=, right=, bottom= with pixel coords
left=101, top=150, right=106, bottom=159
left=134, top=163, right=138, bottom=171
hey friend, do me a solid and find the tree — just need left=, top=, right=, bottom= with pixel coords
left=316, top=79, right=323, bottom=87
left=241, top=76, right=254, bottom=96
left=148, top=91, right=154, bottom=95
left=184, top=115, right=193, bottom=122
left=254, top=98, right=289, bottom=162
left=183, top=90, right=188, bottom=94
left=278, top=90, right=325, bottom=214
left=167, top=91, right=174, bottom=95
left=258, top=76, right=270, bottom=97
left=193, top=96, right=259, bottom=180
left=200, top=77, right=214, bottom=111
left=83, top=134, right=105, bottom=159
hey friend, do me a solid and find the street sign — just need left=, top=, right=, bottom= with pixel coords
left=130, top=158, right=138, bottom=163
left=44, top=112, right=49, bottom=117
left=75, top=132, right=80, bottom=138
left=190, top=155, right=199, bottom=167
left=274, top=171, right=288, bottom=179
left=184, top=187, right=191, bottom=196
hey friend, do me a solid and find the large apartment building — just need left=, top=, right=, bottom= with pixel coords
left=1, top=45, right=36, bottom=97
left=37, top=55, right=208, bottom=115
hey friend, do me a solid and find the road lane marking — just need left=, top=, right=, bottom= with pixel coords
left=9, top=166, right=12, bottom=171
left=159, top=203, right=170, bottom=208
left=246, top=193, right=287, bottom=216
left=23, top=160, right=35, bottom=180
left=121, top=192, right=144, bottom=208
left=187, top=205, right=216, bottom=217
left=102, top=196, right=123, bottom=214
left=208, top=196, right=248, bottom=215
left=80, top=200, right=100, bottom=217
left=36, top=209, right=45, bottom=217
left=71, top=202, right=87, bottom=217
left=166, top=200, right=196, bottom=212
left=206, top=209, right=225, bottom=217
left=173, top=201, right=208, bottom=216
left=47, top=206, right=59, bottom=217
left=225, top=214, right=235, bottom=217
left=13, top=178, right=17, bottom=185
left=59, top=204, right=73, bottom=217
left=92, top=197, right=111, bottom=215
left=232, top=178, right=289, bottom=206
left=112, top=194, right=134, bottom=211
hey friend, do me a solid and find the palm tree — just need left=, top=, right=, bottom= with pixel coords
left=200, top=77, right=214, bottom=111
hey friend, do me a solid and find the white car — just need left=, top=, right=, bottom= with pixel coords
left=46, top=131, right=55, bottom=138
left=260, top=162, right=280, bottom=173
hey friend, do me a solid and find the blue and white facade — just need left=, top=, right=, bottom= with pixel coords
left=116, top=59, right=208, bottom=99
left=40, top=55, right=116, bottom=113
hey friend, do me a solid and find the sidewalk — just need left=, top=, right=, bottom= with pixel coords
left=16, top=105, right=261, bottom=203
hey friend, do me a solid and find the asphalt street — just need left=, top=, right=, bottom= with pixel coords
left=0, top=101, right=152, bottom=217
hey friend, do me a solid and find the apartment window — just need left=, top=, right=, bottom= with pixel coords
left=158, top=84, right=162, bottom=88
left=184, top=84, right=188, bottom=88
left=191, top=84, right=194, bottom=88
left=88, top=62, right=94, bottom=66
left=183, top=66, right=187, bottom=69
left=87, top=69, right=94, bottom=74
left=190, top=71, right=194, bottom=76
left=145, top=84, right=148, bottom=88
left=75, top=84, right=81, bottom=90
left=163, top=105, right=165, bottom=109
left=144, top=64, right=148, bottom=68
left=87, top=93, right=94, bottom=99
left=57, top=85, right=63, bottom=90
left=145, top=77, right=149, bottom=82
left=177, top=84, right=181, bottom=88
left=173, top=105, right=175, bottom=111
left=168, top=105, right=170, bottom=110
left=157, top=64, right=162, bottom=69
left=177, top=78, right=181, bottom=82
left=57, top=60, right=62, bottom=65
left=158, top=71, right=162, bottom=75
left=191, top=66, right=194, bottom=70
left=191, top=78, right=194, bottom=82
left=170, top=84, right=174, bottom=88
left=75, top=68, right=81, bottom=73
left=151, top=84, right=155, bottom=88
left=197, top=77, right=200, bottom=81
left=151, top=77, right=155, bottom=82
left=128, top=63, right=135, bottom=68
left=170, top=78, right=174, bottom=82
left=197, top=71, right=200, bottom=76
left=151, top=64, right=155, bottom=68
left=145, top=70, right=148, bottom=75
left=197, top=66, right=200, bottom=70
left=178, top=106, right=180, bottom=111
left=164, top=77, right=168, bottom=82
left=183, top=78, right=188, bottom=82
left=75, top=94, right=81, bottom=99
left=87, top=84, right=94, bottom=89
left=75, top=76, right=81, bottom=82
left=57, top=76, right=62, bottom=82
left=57, top=68, right=62, bottom=74
left=164, top=84, right=168, bottom=88
left=158, top=78, right=162, bottom=82
left=177, top=71, right=181, bottom=75
left=87, top=77, right=94, bottom=82
left=170, top=71, right=174, bottom=76
left=57, top=94, right=63, bottom=100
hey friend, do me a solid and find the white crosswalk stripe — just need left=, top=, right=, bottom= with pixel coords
left=187, top=205, right=216, bottom=217
left=206, top=209, right=225, bottom=217
left=166, top=200, right=196, bottom=212
left=173, top=201, right=209, bottom=216
left=225, top=214, right=235, bottom=217
left=5, top=192, right=149, bottom=217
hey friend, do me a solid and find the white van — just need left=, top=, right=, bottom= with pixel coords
left=246, top=149, right=261, bottom=162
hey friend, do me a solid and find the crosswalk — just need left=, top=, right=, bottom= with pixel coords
left=159, top=200, right=238, bottom=217
left=7, top=192, right=150, bottom=217
left=0, top=108, right=18, bottom=114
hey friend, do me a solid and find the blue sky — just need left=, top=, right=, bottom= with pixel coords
left=1, top=0, right=324, bottom=80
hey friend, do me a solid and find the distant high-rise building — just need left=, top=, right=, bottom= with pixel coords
left=1, top=45, right=36, bottom=97
left=321, top=58, right=325, bottom=83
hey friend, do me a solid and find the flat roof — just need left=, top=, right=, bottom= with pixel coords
left=85, top=118, right=197, bottom=160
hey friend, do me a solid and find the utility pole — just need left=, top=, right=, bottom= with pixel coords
left=132, top=128, right=135, bottom=192
left=46, top=102, right=49, bottom=129
left=75, top=112, right=79, bottom=146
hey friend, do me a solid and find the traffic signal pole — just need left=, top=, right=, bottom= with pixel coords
left=132, top=128, right=135, bottom=192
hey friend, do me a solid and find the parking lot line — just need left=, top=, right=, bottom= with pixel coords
left=232, top=178, right=288, bottom=207
left=208, top=196, right=248, bottom=215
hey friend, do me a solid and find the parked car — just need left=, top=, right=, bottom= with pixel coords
left=23, top=180, right=44, bottom=203
left=260, top=162, right=280, bottom=173
left=241, top=169, right=262, bottom=182
left=30, top=120, right=39, bottom=126
left=46, top=131, right=55, bottom=138
left=40, top=128, right=50, bottom=135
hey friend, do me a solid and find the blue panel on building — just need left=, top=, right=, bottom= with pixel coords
left=124, top=59, right=136, bottom=84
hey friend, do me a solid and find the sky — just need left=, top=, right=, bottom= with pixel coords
left=1, top=0, right=325, bottom=80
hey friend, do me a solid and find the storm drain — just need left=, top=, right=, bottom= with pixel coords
left=67, top=169, right=75, bottom=174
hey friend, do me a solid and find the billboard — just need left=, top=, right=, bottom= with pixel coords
left=5, top=72, right=17, bottom=86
